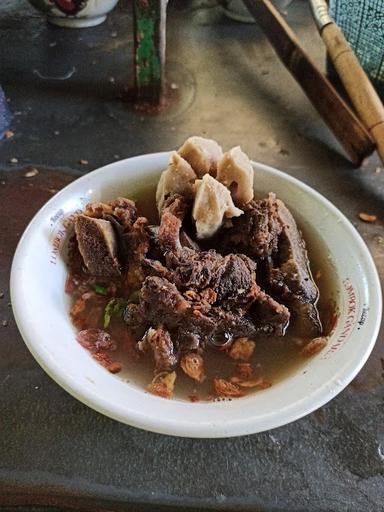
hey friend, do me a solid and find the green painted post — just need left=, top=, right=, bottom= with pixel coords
left=133, top=0, right=167, bottom=105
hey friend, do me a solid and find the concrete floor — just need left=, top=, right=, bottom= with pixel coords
left=0, top=1, right=383, bottom=510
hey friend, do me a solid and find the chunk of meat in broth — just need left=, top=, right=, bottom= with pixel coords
left=123, top=216, right=151, bottom=290
left=215, top=194, right=282, bottom=259
left=214, top=193, right=321, bottom=337
left=139, top=326, right=178, bottom=373
left=84, top=197, right=137, bottom=231
left=265, top=198, right=322, bottom=337
left=67, top=136, right=326, bottom=401
left=157, top=195, right=190, bottom=253
left=74, top=215, right=121, bottom=277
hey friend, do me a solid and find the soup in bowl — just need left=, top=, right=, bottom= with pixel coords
left=11, top=144, right=381, bottom=437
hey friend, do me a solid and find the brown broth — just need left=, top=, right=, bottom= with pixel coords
left=69, top=185, right=339, bottom=402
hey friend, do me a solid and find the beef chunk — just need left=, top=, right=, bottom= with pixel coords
left=145, top=248, right=259, bottom=311
left=166, top=248, right=224, bottom=289
left=142, top=247, right=289, bottom=335
left=207, top=308, right=259, bottom=347
left=102, top=213, right=127, bottom=264
left=251, top=290, right=290, bottom=336
left=79, top=197, right=141, bottom=272
left=122, top=217, right=150, bottom=263
left=158, top=206, right=182, bottom=253
left=158, top=195, right=189, bottom=252
left=179, top=229, right=200, bottom=251
left=215, top=194, right=282, bottom=259
left=124, top=274, right=289, bottom=369
left=129, top=288, right=260, bottom=354
left=139, top=276, right=191, bottom=330
left=146, top=226, right=163, bottom=261
left=142, top=257, right=175, bottom=282
left=107, top=197, right=137, bottom=230
left=136, top=276, right=217, bottom=347
left=215, top=194, right=321, bottom=337
left=147, top=225, right=199, bottom=260
left=274, top=200, right=318, bottom=301
left=215, top=254, right=256, bottom=304
left=124, top=276, right=216, bottom=359
left=140, top=327, right=178, bottom=372
left=165, top=248, right=256, bottom=297
left=123, top=303, right=147, bottom=340
left=103, top=213, right=149, bottom=269
left=84, top=197, right=137, bottom=231
left=266, top=199, right=322, bottom=337
left=74, top=214, right=120, bottom=277
left=90, top=213, right=152, bottom=287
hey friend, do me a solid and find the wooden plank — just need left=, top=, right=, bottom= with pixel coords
left=243, top=0, right=375, bottom=165
left=133, top=0, right=167, bottom=105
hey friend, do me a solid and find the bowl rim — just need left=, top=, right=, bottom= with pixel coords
left=10, top=152, right=382, bottom=438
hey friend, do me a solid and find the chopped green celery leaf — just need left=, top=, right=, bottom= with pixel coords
left=93, top=284, right=108, bottom=295
left=104, top=298, right=129, bottom=328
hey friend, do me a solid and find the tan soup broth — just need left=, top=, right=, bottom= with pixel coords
left=69, top=186, right=339, bottom=401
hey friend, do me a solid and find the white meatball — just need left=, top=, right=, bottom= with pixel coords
left=178, top=136, right=223, bottom=177
left=156, top=151, right=197, bottom=213
left=192, top=174, right=243, bottom=239
left=217, top=146, right=254, bottom=206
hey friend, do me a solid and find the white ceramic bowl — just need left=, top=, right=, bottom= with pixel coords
left=27, top=0, right=119, bottom=28
left=11, top=153, right=382, bottom=438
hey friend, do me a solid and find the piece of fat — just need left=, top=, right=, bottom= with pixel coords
left=178, top=136, right=223, bottom=177
left=217, top=146, right=254, bottom=206
left=192, top=174, right=243, bottom=239
left=156, top=151, right=197, bottom=213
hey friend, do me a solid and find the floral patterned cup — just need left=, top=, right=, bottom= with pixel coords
left=27, top=0, right=119, bottom=28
